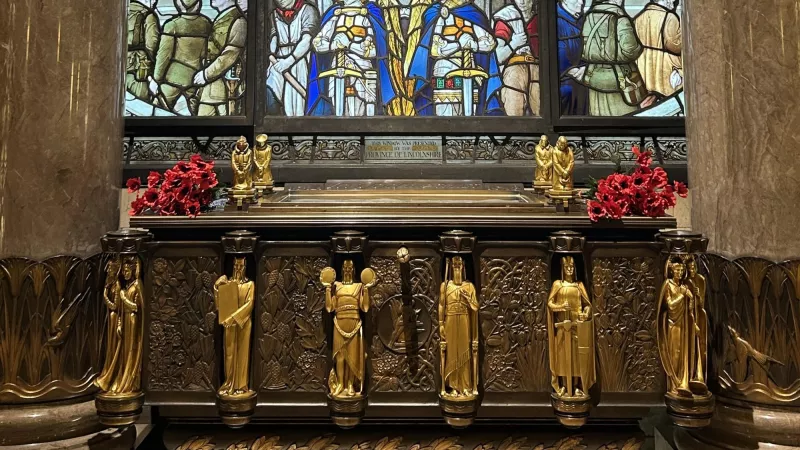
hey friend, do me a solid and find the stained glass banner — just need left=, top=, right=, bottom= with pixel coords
left=265, top=0, right=541, bottom=117
left=557, top=0, right=683, bottom=117
left=125, top=0, right=248, bottom=117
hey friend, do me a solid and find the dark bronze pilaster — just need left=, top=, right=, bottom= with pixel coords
left=95, top=228, right=152, bottom=427
left=656, top=230, right=713, bottom=429
left=438, top=230, right=480, bottom=428
left=216, top=230, right=258, bottom=428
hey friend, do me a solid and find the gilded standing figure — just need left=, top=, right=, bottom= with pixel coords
left=105, top=256, right=144, bottom=395
left=95, top=258, right=123, bottom=392
left=321, top=261, right=376, bottom=399
left=439, top=256, right=479, bottom=400
left=547, top=256, right=595, bottom=399
left=550, top=137, right=575, bottom=194
left=686, top=257, right=708, bottom=392
left=534, top=135, right=553, bottom=190
left=214, top=257, right=255, bottom=396
left=657, top=258, right=701, bottom=397
left=232, top=137, right=254, bottom=191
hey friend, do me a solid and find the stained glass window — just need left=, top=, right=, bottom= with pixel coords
left=557, top=0, right=684, bottom=117
left=265, top=0, right=541, bottom=117
left=125, top=0, right=248, bottom=117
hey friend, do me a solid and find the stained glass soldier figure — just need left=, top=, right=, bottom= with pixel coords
left=127, top=0, right=161, bottom=102
left=557, top=0, right=587, bottom=115
left=266, top=0, right=320, bottom=116
left=634, top=0, right=682, bottom=97
left=409, top=0, right=502, bottom=116
left=150, top=0, right=212, bottom=115
left=567, top=0, right=647, bottom=116
left=493, top=0, right=539, bottom=116
left=194, top=0, right=248, bottom=116
left=307, top=0, right=397, bottom=116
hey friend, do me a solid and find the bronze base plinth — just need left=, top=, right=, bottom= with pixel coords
left=217, top=390, right=257, bottom=428
left=227, top=189, right=256, bottom=210
left=551, top=394, right=592, bottom=429
left=328, top=395, right=367, bottom=429
left=546, top=190, right=578, bottom=212
left=95, top=391, right=144, bottom=427
left=439, top=395, right=479, bottom=429
left=673, top=397, right=800, bottom=449
left=254, top=182, right=274, bottom=200
left=664, top=391, right=713, bottom=429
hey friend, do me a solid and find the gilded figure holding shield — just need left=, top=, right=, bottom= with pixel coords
left=547, top=256, right=595, bottom=399
left=214, top=257, right=255, bottom=397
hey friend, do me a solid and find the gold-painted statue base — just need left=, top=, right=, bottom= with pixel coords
left=533, top=180, right=553, bottom=193
left=546, top=190, right=579, bottom=211
left=439, top=396, right=479, bottom=429
left=217, top=389, right=257, bottom=428
left=253, top=181, right=274, bottom=200
left=328, top=394, right=367, bottom=429
left=665, top=391, right=714, bottom=429
left=95, top=391, right=145, bottom=427
left=551, top=393, right=592, bottom=429
left=227, top=189, right=256, bottom=210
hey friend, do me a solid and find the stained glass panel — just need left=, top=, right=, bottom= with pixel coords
left=125, top=0, right=248, bottom=117
left=265, top=0, right=541, bottom=117
left=557, top=0, right=683, bottom=117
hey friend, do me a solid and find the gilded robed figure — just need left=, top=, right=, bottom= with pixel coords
left=686, top=257, right=708, bottom=388
left=657, top=257, right=708, bottom=397
left=232, top=137, right=253, bottom=192
left=551, top=137, right=575, bottom=194
left=547, top=256, right=595, bottom=398
left=439, top=256, right=479, bottom=400
left=534, top=135, right=553, bottom=187
left=322, top=261, right=375, bottom=399
left=254, top=134, right=274, bottom=188
left=214, top=257, right=255, bottom=396
left=96, top=256, right=144, bottom=395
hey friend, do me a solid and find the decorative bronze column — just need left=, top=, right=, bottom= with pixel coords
left=438, top=230, right=480, bottom=428
left=547, top=231, right=596, bottom=428
left=94, top=228, right=152, bottom=427
left=323, top=230, right=373, bottom=428
left=215, top=230, right=259, bottom=428
left=656, top=230, right=713, bottom=429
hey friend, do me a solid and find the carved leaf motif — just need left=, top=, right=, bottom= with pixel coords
left=176, top=436, right=215, bottom=450
left=429, top=437, right=462, bottom=450
left=251, top=436, right=282, bottom=450
left=550, top=436, right=585, bottom=450
left=374, top=437, right=403, bottom=450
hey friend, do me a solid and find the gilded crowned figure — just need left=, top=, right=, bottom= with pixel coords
left=96, top=256, right=145, bottom=395
left=232, top=137, right=253, bottom=191
left=439, top=256, right=479, bottom=400
left=253, top=134, right=274, bottom=194
left=321, top=260, right=376, bottom=399
left=547, top=256, right=595, bottom=400
left=214, top=257, right=255, bottom=397
left=686, top=257, right=708, bottom=389
left=658, top=257, right=708, bottom=398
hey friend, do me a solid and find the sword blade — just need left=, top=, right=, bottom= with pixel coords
left=462, top=77, right=473, bottom=116
left=334, top=77, right=345, bottom=117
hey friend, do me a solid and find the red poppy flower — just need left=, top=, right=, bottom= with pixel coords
left=603, top=200, right=625, bottom=220
left=126, top=177, right=141, bottom=193
left=143, top=187, right=159, bottom=206
left=587, top=200, right=606, bottom=222
left=147, top=171, right=162, bottom=189
left=674, top=181, right=688, bottom=197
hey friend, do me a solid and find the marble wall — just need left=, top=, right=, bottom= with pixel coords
left=685, top=0, right=800, bottom=260
left=0, top=0, right=125, bottom=258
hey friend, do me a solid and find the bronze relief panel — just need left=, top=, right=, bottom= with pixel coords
left=704, top=255, right=800, bottom=406
left=255, top=245, right=330, bottom=392
left=478, top=245, right=550, bottom=393
left=368, top=245, right=440, bottom=393
left=0, top=255, right=104, bottom=403
left=146, top=245, right=221, bottom=393
left=588, top=246, right=664, bottom=393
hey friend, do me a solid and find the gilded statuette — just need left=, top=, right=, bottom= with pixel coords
left=253, top=134, right=274, bottom=198
left=533, top=135, right=554, bottom=192
left=547, top=137, right=578, bottom=207
left=438, top=255, right=480, bottom=427
left=322, top=261, right=375, bottom=401
left=214, top=257, right=257, bottom=427
left=547, top=255, right=596, bottom=428
left=94, top=255, right=146, bottom=426
left=657, top=255, right=713, bottom=427
left=229, top=136, right=255, bottom=209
